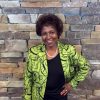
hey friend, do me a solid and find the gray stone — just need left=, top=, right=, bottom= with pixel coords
left=90, top=64, right=100, bottom=70
left=60, top=38, right=80, bottom=45
left=87, top=95, right=100, bottom=100
left=71, top=25, right=94, bottom=31
left=0, top=32, right=14, bottom=39
left=65, top=15, right=82, bottom=24
left=30, top=14, right=38, bottom=23
left=11, top=97, right=22, bottom=100
left=81, top=7, right=100, bottom=16
left=1, top=52, right=22, bottom=57
left=39, top=8, right=57, bottom=14
left=1, top=58, right=24, bottom=63
left=82, top=15, right=100, bottom=24
left=67, top=31, right=91, bottom=39
left=92, top=70, right=100, bottom=79
left=61, top=8, right=80, bottom=16
left=88, top=2, right=100, bottom=8
left=78, top=78, right=100, bottom=90
left=3, top=8, right=25, bottom=14
left=5, top=40, right=27, bottom=52
left=0, top=1, right=20, bottom=7
left=89, top=60, right=100, bottom=65
left=68, top=94, right=86, bottom=100
left=0, top=74, right=12, bottom=81
left=82, top=44, right=100, bottom=60
left=14, top=32, right=30, bottom=39
left=25, top=8, right=40, bottom=14
left=0, top=40, right=4, bottom=44
left=8, top=14, right=31, bottom=24
left=62, top=1, right=87, bottom=7
left=0, top=9, right=2, bottom=14
left=0, top=97, right=9, bottom=100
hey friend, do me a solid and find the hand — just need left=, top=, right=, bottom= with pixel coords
left=60, top=83, right=72, bottom=96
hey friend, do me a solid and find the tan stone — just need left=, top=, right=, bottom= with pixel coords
left=0, top=24, right=36, bottom=32
left=55, top=14, right=65, bottom=23
left=1, top=52, right=22, bottom=57
left=63, top=24, right=69, bottom=31
left=0, top=67, right=16, bottom=74
left=0, top=81, right=23, bottom=87
left=0, top=88, right=7, bottom=92
left=0, top=15, right=8, bottom=23
left=91, top=31, right=100, bottom=38
left=95, top=25, right=100, bottom=31
left=21, top=2, right=61, bottom=7
left=93, top=90, right=100, bottom=96
left=0, top=63, right=17, bottom=68
left=81, top=39, right=100, bottom=44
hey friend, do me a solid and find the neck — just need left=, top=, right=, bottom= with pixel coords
left=45, top=43, right=58, bottom=51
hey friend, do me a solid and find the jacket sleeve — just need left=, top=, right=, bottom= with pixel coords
left=23, top=49, right=33, bottom=100
left=69, top=45, right=90, bottom=89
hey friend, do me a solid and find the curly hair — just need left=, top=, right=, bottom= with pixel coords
left=36, top=14, right=63, bottom=38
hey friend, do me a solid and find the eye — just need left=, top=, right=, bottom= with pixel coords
left=41, top=32, right=47, bottom=36
left=50, top=31, right=55, bottom=35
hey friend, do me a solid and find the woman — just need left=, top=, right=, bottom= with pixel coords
left=23, top=14, right=90, bottom=100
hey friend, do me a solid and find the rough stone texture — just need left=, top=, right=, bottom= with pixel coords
left=65, top=15, right=82, bottom=24
left=30, top=14, right=38, bottom=23
left=71, top=25, right=94, bottom=31
left=93, top=90, right=100, bottom=96
left=0, top=1, right=20, bottom=7
left=62, top=1, right=87, bottom=7
left=82, top=15, right=100, bottom=24
left=0, top=24, right=36, bottom=32
left=81, top=7, right=100, bottom=16
left=0, top=15, right=8, bottom=23
left=0, top=81, right=23, bottom=87
left=55, top=14, right=65, bottom=23
left=0, top=9, right=2, bottom=14
left=92, top=70, right=100, bottom=79
left=82, top=44, right=100, bottom=60
left=1, top=52, right=22, bottom=58
left=8, top=14, right=31, bottom=24
left=67, top=31, right=91, bottom=39
left=91, top=32, right=100, bottom=38
left=0, top=97, right=9, bottom=100
left=5, top=40, right=27, bottom=52
left=21, top=2, right=62, bottom=7
left=95, top=25, right=100, bottom=31
left=30, top=32, right=41, bottom=39
left=3, top=8, right=26, bottom=14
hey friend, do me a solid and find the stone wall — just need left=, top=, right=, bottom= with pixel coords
left=0, top=0, right=100, bottom=100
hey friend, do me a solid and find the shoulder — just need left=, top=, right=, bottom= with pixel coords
left=28, top=43, right=43, bottom=55
left=59, top=41, right=75, bottom=51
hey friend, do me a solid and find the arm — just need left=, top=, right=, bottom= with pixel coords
left=23, top=49, right=33, bottom=100
left=69, top=45, right=90, bottom=89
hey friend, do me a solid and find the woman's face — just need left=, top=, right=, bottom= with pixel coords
left=41, top=25, right=59, bottom=48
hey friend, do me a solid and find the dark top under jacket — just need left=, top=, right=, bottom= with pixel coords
left=44, top=53, right=67, bottom=100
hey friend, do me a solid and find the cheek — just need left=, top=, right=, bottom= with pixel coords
left=41, top=36, right=46, bottom=41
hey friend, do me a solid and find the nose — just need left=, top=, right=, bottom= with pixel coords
left=46, top=33, right=51, bottom=39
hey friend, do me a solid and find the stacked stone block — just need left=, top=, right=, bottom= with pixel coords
left=0, top=0, right=100, bottom=100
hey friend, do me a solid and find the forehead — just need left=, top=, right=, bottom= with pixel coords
left=42, top=25, right=56, bottom=32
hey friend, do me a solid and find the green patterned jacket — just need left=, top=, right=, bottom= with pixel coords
left=23, top=41, right=90, bottom=100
